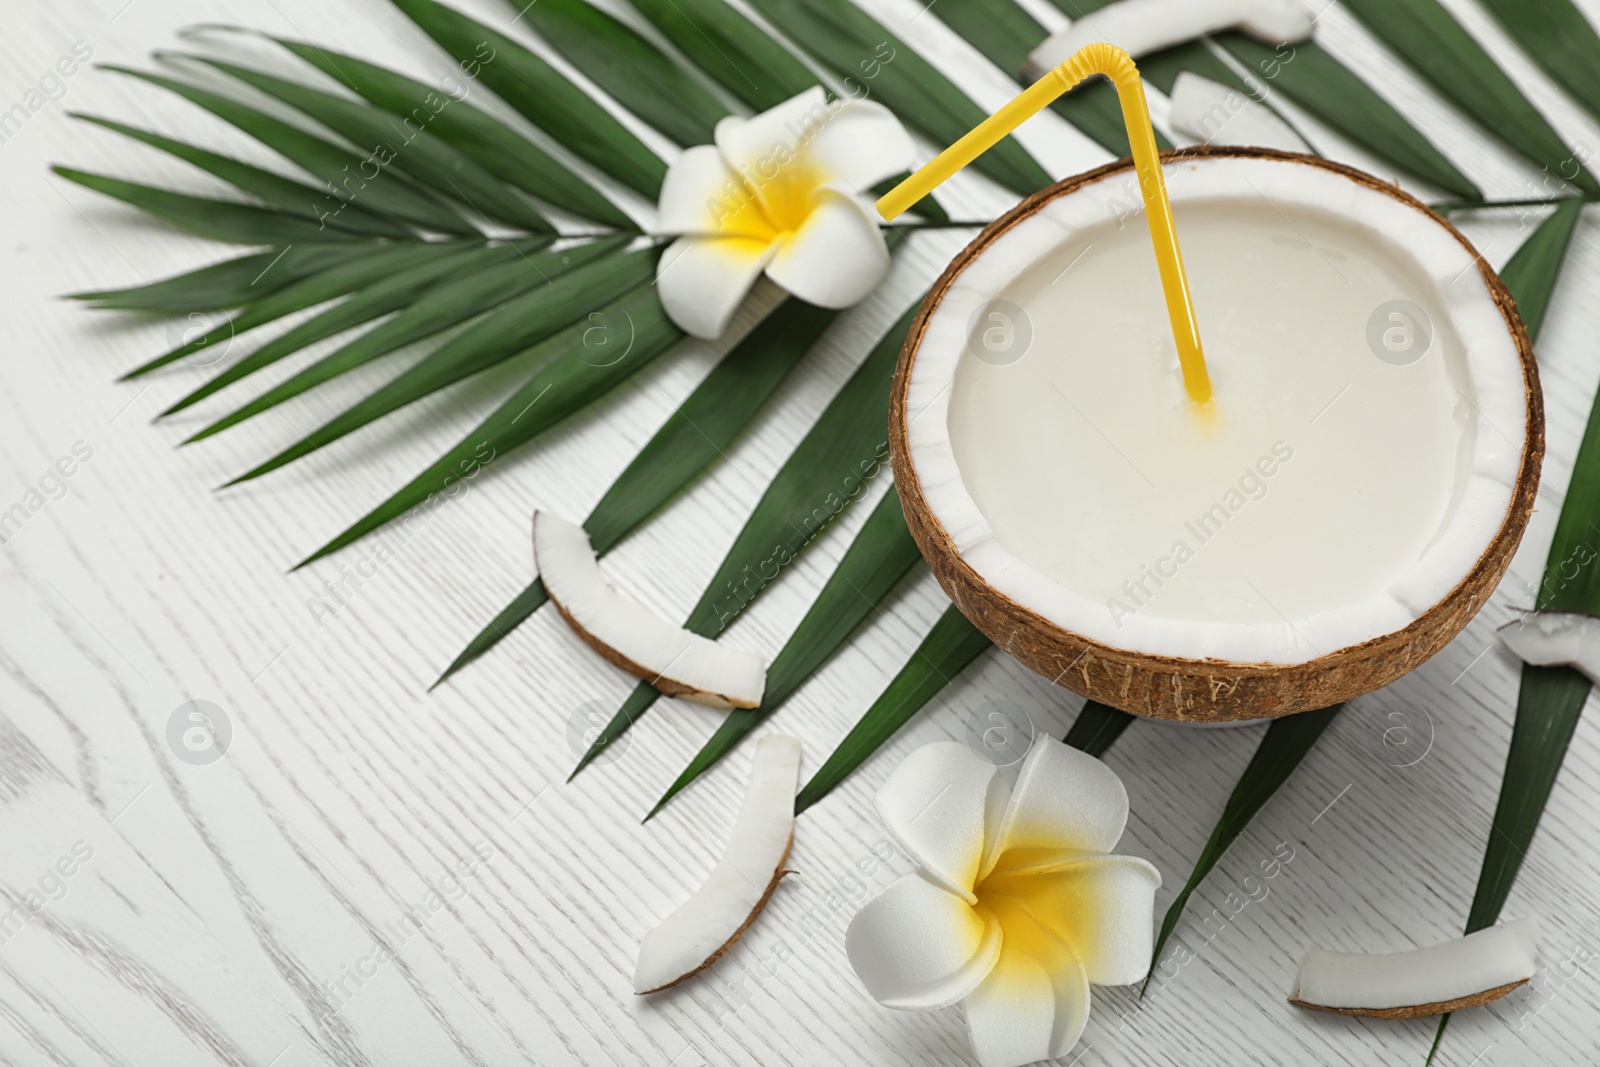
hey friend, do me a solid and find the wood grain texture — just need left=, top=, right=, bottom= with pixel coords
left=0, top=0, right=1598, bottom=1065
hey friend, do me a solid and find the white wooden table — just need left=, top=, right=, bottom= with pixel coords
left=4, top=0, right=1600, bottom=1063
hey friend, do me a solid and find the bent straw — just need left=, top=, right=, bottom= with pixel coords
left=876, top=43, right=1211, bottom=405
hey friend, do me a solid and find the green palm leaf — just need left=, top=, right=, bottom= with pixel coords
left=156, top=240, right=529, bottom=416
left=627, top=0, right=815, bottom=110
left=1498, top=197, right=1583, bottom=339
left=262, top=34, right=634, bottom=227
left=391, top=0, right=667, bottom=197
left=795, top=605, right=990, bottom=814
left=1062, top=699, right=1135, bottom=756
left=742, top=0, right=1053, bottom=196
left=567, top=301, right=918, bottom=778
left=127, top=241, right=476, bottom=379
left=1339, top=0, right=1598, bottom=194
left=793, top=611, right=1138, bottom=817
left=1213, top=36, right=1480, bottom=200
left=1145, top=704, right=1343, bottom=993
left=170, top=53, right=553, bottom=233
left=296, top=284, right=682, bottom=568
left=71, top=114, right=409, bottom=237
left=647, top=486, right=923, bottom=820
left=71, top=242, right=392, bottom=313
left=1478, top=0, right=1600, bottom=125
left=435, top=296, right=841, bottom=686
left=502, top=0, right=728, bottom=145
left=52, top=166, right=366, bottom=245
left=186, top=239, right=646, bottom=444
left=215, top=241, right=653, bottom=479
left=103, top=65, right=478, bottom=234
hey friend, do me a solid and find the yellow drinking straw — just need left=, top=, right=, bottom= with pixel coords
left=877, top=43, right=1212, bottom=405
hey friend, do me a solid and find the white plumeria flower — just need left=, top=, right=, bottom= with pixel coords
left=655, top=86, right=915, bottom=339
left=846, top=737, right=1161, bottom=1067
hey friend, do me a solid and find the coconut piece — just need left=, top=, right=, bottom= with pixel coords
left=534, top=511, right=765, bottom=709
left=634, top=735, right=801, bottom=994
left=1168, top=71, right=1309, bottom=153
left=1498, top=611, right=1600, bottom=684
left=1024, top=0, right=1312, bottom=81
left=1289, top=919, right=1539, bottom=1019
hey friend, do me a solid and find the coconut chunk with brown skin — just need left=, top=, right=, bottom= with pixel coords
left=534, top=511, right=765, bottom=709
left=634, top=735, right=801, bottom=994
left=1498, top=611, right=1600, bottom=685
left=1290, top=919, right=1539, bottom=1018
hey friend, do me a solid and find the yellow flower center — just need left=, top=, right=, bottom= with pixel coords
left=714, top=158, right=826, bottom=240
left=972, top=852, right=1094, bottom=973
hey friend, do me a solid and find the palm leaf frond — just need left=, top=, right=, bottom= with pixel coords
left=104, top=64, right=479, bottom=234
left=53, top=165, right=369, bottom=244
left=158, top=240, right=520, bottom=414
left=130, top=240, right=477, bottom=380
left=1062, top=700, right=1136, bottom=756
left=392, top=0, right=667, bottom=196
left=436, top=296, right=842, bottom=685
left=1339, top=0, right=1598, bottom=194
left=503, top=0, right=729, bottom=146
left=72, top=113, right=410, bottom=237
left=628, top=0, right=816, bottom=110
left=264, top=33, right=636, bottom=227
left=795, top=605, right=990, bottom=814
left=195, top=239, right=648, bottom=450
left=1212, top=35, right=1481, bottom=200
left=647, top=485, right=923, bottom=819
left=172, top=52, right=554, bottom=232
left=1478, top=0, right=1600, bottom=125
left=1497, top=197, right=1582, bottom=339
left=567, top=301, right=918, bottom=778
left=70, top=242, right=383, bottom=312
left=297, top=283, right=681, bottom=568
left=1145, top=704, right=1343, bottom=993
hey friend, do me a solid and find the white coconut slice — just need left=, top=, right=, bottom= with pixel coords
left=1290, top=919, right=1539, bottom=1018
left=534, top=511, right=765, bottom=709
left=1498, top=611, right=1600, bottom=684
left=1168, top=71, right=1310, bottom=153
left=634, top=735, right=801, bottom=994
left=1024, top=0, right=1312, bottom=81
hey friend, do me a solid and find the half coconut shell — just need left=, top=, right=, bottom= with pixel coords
left=889, top=148, right=1543, bottom=722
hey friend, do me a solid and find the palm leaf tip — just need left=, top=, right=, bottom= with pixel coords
left=432, top=578, right=550, bottom=689
left=795, top=605, right=990, bottom=815
left=571, top=300, right=923, bottom=780
left=1142, top=704, right=1342, bottom=996
left=571, top=680, right=657, bottom=782
left=646, top=487, right=923, bottom=818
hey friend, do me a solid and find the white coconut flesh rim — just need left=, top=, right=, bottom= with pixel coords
left=634, top=735, right=801, bottom=993
left=1290, top=918, right=1539, bottom=1016
left=903, top=154, right=1528, bottom=665
left=1499, top=611, right=1600, bottom=683
left=533, top=511, right=766, bottom=709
